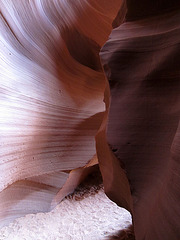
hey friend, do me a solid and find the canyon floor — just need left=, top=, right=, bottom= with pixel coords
left=0, top=170, right=132, bottom=240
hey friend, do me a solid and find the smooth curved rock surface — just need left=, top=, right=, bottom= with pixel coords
left=98, top=2, right=180, bottom=240
left=1, top=1, right=180, bottom=239
left=0, top=0, right=122, bottom=227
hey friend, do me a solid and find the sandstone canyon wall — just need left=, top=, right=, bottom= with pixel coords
left=0, top=0, right=122, bottom=227
left=1, top=1, right=180, bottom=240
left=98, top=1, right=180, bottom=239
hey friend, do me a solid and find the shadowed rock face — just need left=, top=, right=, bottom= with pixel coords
left=1, top=1, right=180, bottom=239
left=126, top=0, right=180, bottom=21
left=98, top=1, right=180, bottom=239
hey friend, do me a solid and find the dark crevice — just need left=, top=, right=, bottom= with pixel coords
left=61, top=28, right=102, bottom=71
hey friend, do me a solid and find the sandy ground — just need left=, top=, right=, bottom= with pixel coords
left=0, top=171, right=132, bottom=240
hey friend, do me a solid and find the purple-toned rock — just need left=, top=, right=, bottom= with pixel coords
left=98, top=1, right=180, bottom=239
left=0, top=0, right=122, bottom=227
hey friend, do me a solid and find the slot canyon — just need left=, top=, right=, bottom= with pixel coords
left=0, top=1, right=180, bottom=239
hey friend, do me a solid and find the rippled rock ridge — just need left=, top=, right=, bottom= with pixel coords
left=1, top=1, right=180, bottom=239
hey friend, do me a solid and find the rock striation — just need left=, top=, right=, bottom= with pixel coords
left=98, top=1, right=180, bottom=239
left=0, top=0, right=122, bottom=227
left=1, top=1, right=180, bottom=239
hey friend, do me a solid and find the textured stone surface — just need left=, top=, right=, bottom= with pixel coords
left=0, top=0, right=122, bottom=227
left=0, top=170, right=132, bottom=240
left=1, top=1, right=180, bottom=239
left=98, top=2, right=180, bottom=239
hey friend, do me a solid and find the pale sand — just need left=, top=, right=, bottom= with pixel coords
left=0, top=171, right=132, bottom=240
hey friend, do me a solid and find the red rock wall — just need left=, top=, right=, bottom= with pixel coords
left=1, top=1, right=180, bottom=239
left=98, top=1, right=180, bottom=239
left=0, top=0, right=122, bottom=227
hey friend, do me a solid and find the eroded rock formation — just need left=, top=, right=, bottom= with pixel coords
left=1, top=1, right=180, bottom=239
left=0, top=0, right=122, bottom=227
left=98, top=1, right=180, bottom=239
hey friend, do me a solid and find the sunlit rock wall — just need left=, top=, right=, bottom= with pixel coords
left=0, top=0, right=122, bottom=227
left=1, top=1, right=180, bottom=239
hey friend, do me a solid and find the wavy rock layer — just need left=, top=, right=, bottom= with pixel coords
left=99, top=3, right=180, bottom=240
left=0, top=0, right=122, bottom=227
left=1, top=1, right=180, bottom=239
